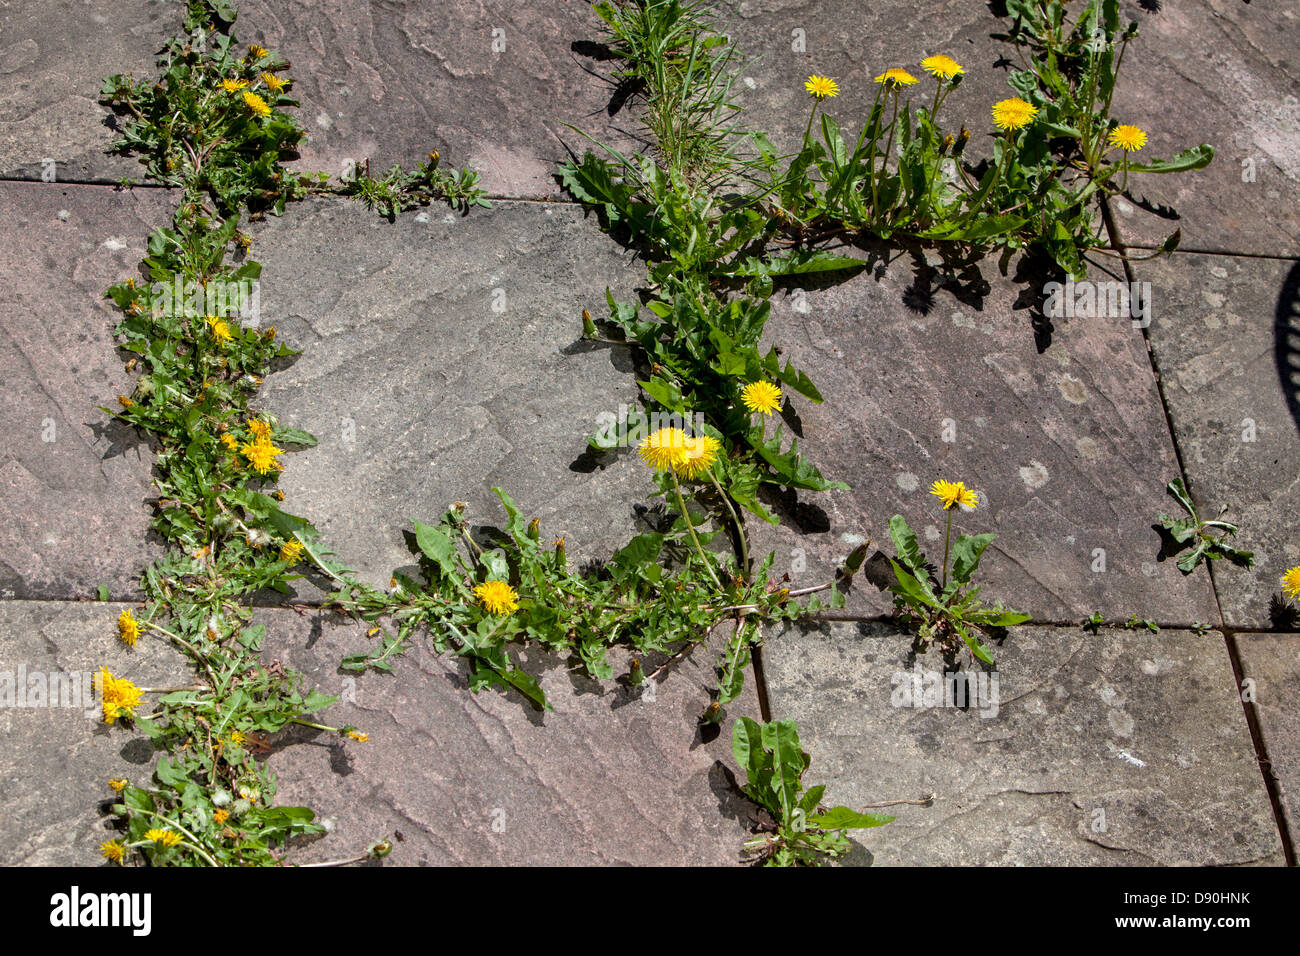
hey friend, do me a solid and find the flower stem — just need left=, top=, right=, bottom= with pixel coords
left=671, top=473, right=724, bottom=592
left=941, top=508, right=953, bottom=589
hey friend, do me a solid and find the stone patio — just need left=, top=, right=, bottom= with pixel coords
left=0, top=0, right=1296, bottom=866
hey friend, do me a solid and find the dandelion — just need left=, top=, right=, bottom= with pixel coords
left=117, top=395, right=134, bottom=409
left=245, top=527, right=270, bottom=549
left=261, top=72, right=286, bottom=93
left=279, top=539, right=304, bottom=563
left=474, top=580, right=519, bottom=616
left=220, top=78, right=249, bottom=93
left=676, top=433, right=721, bottom=480
left=804, top=75, right=839, bottom=99
left=741, top=380, right=783, bottom=416
left=145, top=828, right=182, bottom=848
left=347, top=730, right=369, bottom=742
left=248, top=44, right=268, bottom=59
left=213, top=809, right=229, bottom=824
left=1108, top=124, right=1147, bottom=153
left=921, top=55, right=963, bottom=81
left=117, top=609, right=140, bottom=648
left=242, top=91, right=272, bottom=117
left=108, top=778, right=128, bottom=793
left=221, top=433, right=239, bottom=451
left=97, top=667, right=144, bottom=724
left=100, top=840, right=126, bottom=864
left=930, top=479, right=978, bottom=510
left=247, top=418, right=273, bottom=441
left=206, top=315, right=233, bottom=344
left=639, top=427, right=691, bottom=473
left=1282, top=565, right=1300, bottom=600
left=875, top=68, right=918, bottom=87
left=240, top=437, right=283, bottom=475
left=992, top=97, right=1038, bottom=131
left=229, top=730, right=246, bottom=746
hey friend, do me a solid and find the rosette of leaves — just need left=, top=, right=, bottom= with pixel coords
left=886, top=514, right=1029, bottom=664
left=733, top=718, right=892, bottom=866
left=1156, top=477, right=1253, bottom=574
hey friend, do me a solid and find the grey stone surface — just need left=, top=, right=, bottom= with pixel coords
left=1109, top=0, right=1300, bottom=257
left=0, top=0, right=164, bottom=183
left=0, top=600, right=191, bottom=866
left=261, top=608, right=759, bottom=865
left=253, top=197, right=655, bottom=595
left=1234, top=632, right=1300, bottom=844
left=744, top=248, right=1217, bottom=625
left=0, top=181, right=167, bottom=601
left=1138, top=251, right=1300, bottom=629
left=762, top=620, right=1284, bottom=865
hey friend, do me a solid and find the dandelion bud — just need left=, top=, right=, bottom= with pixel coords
left=427, top=150, right=440, bottom=168
left=369, top=839, right=393, bottom=859
left=628, top=658, right=643, bottom=685
left=582, top=309, right=597, bottom=338
left=527, top=517, right=540, bottom=540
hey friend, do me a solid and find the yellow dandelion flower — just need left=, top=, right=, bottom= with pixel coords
left=261, top=71, right=286, bottom=93
left=347, top=730, right=369, bottom=742
left=221, top=433, right=239, bottom=451
left=117, top=609, right=140, bottom=648
left=117, top=395, right=134, bottom=409
left=97, top=667, right=144, bottom=724
left=474, top=579, right=519, bottom=616
left=740, top=380, right=783, bottom=416
left=930, top=479, right=978, bottom=511
left=875, top=68, right=918, bottom=87
left=145, top=828, right=182, bottom=848
left=242, top=91, right=272, bottom=118
left=249, top=44, right=269, bottom=59
left=100, top=840, right=126, bottom=864
left=221, top=78, right=249, bottom=93
left=1281, top=565, right=1300, bottom=600
left=213, top=809, right=229, bottom=824
left=108, top=778, right=128, bottom=793
left=639, top=427, right=691, bottom=473
left=992, top=97, right=1038, bottom=131
left=247, top=418, right=273, bottom=441
left=676, top=434, right=722, bottom=480
left=804, top=75, right=839, bottom=99
left=206, top=315, right=233, bottom=344
left=240, top=438, right=284, bottom=475
left=921, top=55, right=963, bottom=81
left=1108, top=124, right=1147, bottom=153
left=279, top=539, right=305, bottom=563
left=229, top=730, right=246, bottom=746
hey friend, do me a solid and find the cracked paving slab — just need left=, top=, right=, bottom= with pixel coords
left=0, top=181, right=170, bottom=601
left=0, top=600, right=191, bottom=866
left=251, top=197, right=656, bottom=597
left=761, top=620, right=1284, bottom=866
left=259, top=607, right=759, bottom=865
left=744, top=246, right=1217, bottom=625
left=1137, top=251, right=1300, bottom=629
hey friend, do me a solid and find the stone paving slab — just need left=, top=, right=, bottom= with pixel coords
left=0, top=0, right=165, bottom=184
left=1109, top=0, right=1300, bottom=257
left=253, top=197, right=655, bottom=596
left=761, top=620, right=1284, bottom=865
left=261, top=607, right=759, bottom=865
left=1137, top=252, right=1300, bottom=629
left=0, top=181, right=169, bottom=601
left=745, top=248, right=1218, bottom=625
left=1234, top=632, right=1300, bottom=846
left=0, top=600, right=191, bottom=866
